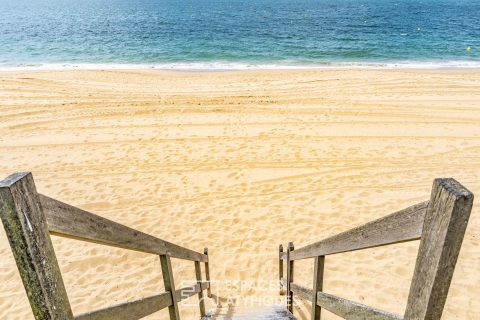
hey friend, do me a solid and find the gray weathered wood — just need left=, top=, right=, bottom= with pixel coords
left=286, top=242, right=294, bottom=312
left=75, top=282, right=210, bottom=320
left=290, top=201, right=429, bottom=260
left=288, top=281, right=401, bottom=320
left=311, top=256, right=325, bottom=320
left=40, top=194, right=207, bottom=262
left=290, top=283, right=313, bottom=301
left=316, top=292, right=403, bottom=320
left=175, top=282, right=209, bottom=301
left=160, top=254, right=180, bottom=320
left=279, top=244, right=284, bottom=295
left=404, top=178, right=473, bottom=320
left=200, top=281, right=209, bottom=291
left=204, top=247, right=212, bottom=298
left=0, top=172, right=74, bottom=320
left=74, top=291, right=172, bottom=320
left=195, top=261, right=206, bottom=317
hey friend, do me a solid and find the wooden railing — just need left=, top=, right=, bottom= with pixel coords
left=279, top=178, right=474, bottom=320
left=0, top=172, right=212, bottom=320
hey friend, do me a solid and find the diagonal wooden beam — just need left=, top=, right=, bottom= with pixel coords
left=290, top=201, right=428, bottom=260
left=40, top=194, right=207, bottom=262
left=316, top=291, right=402, bottom=320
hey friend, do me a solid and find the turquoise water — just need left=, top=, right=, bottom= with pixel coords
left=0, top=0, right=479, bottom=69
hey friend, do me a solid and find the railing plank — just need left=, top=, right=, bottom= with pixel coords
left=175, top=282, right=209, bottom=301
left=74, top=292, right=172, bottom=320
left=290, top=283, right=313, bottom=301
left=287, top=282, right=402, bottom=320
left=289, top=201, right=429, bottom=260
left=316, top=292, right=403, bottom=320
left=404, top=179, right=473, bottom=320
left=39, top=194, right=207, bottom=262
left=75, top=283, right=210, bottom=320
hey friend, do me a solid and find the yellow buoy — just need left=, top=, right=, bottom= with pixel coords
left=466, top=47, right=472, bottom=53
left=417, top=27, right=421, bottom=32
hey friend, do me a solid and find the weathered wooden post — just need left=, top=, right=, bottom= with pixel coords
left=279, top=244, right=284, bottom=295
left=204, top=247, right=211, bottom=298
left=160, top=254, right=180, bottom=320
left=0, top=172, right=74, bottom=320
left=311, top=255, right=325, bottom=320
left=404, top=178, right=473, bottom=320
left=195, top=260, right=206, bottom=317
left=286, top=242, right=294, bottom=313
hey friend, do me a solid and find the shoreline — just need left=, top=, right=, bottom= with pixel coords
left=1, top=67, right=480, bottom=77
left=1, top=60, right=480, bottom=72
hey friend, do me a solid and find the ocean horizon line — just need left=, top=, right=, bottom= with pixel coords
left=1, top=60, right=480, bottom=72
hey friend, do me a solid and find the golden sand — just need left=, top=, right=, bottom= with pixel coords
left=0, top=69, right=479, bottom=319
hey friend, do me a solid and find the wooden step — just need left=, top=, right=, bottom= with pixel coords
left=204, top=305, right=296, bottom=319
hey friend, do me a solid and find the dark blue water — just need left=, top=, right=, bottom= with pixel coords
left=0, top=0, right=479, bottom=69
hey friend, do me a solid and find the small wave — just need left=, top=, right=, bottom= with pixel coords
left=1, top=60, right=480, bottom=71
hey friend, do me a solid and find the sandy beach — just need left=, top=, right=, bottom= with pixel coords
left=0, top=68, right=479, bottom=319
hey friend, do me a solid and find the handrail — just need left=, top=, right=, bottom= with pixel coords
left=0, top=172, right=212, bottom=320
left=282, top=201, right=428, bottom=261
left=279, top=178, right=473, bottom=320
left=75, top=282, right=210, bottom=320
left=281, top=280, right=402, bottom=320
left=40, top=194, right=207, bottom=262
left=74, top=292, right=172, bottom=320
left=316, top=291, right=402, bottom=320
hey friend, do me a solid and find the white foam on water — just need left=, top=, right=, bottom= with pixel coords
left=1, top=60, right=480, bottom=71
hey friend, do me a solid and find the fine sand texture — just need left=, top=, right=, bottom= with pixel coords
left=0, top=69, right=479, bottom=319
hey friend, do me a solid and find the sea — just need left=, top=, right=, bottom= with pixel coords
left=0, top=0, right=479, bottom=70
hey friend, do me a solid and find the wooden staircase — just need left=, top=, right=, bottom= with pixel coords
left=0, top=173, right=474, bottom=320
